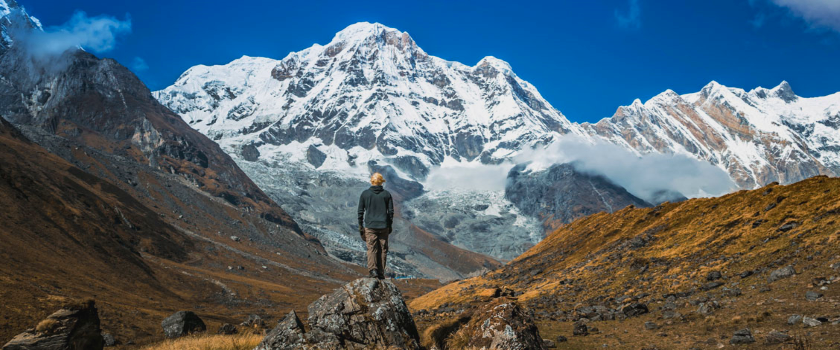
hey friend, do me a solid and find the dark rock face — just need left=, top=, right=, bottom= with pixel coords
left=241, top=143, right=261, bottom=162
left=367, top=161, right=424, bottom=201
left=256, top=278, right=421, bottom=349
left=0, top=45, right=302, bottom=234
left=505, top=162, right=650, bottom=231
left=457, top=300, right=546, bottom=350
left=2, top=300, right=104, bottom=350
left=306, top=145, right=327, bottom=168
left=161, top=311, right=206, bottom=339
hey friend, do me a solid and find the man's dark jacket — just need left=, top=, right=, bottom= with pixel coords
left=358, top=186, right=394, bottom=229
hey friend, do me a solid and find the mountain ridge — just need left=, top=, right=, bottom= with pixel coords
left=155, top=22, right=840, bottom=191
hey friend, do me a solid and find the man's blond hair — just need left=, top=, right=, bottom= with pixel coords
left=370, top=172, right=386, bottom=186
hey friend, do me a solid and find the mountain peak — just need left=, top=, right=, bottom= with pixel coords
left=771, top=80, right=797, bottom=103
left=329, top=22, right=416, bottom=49
left=476, top=56, right=512, bottom=72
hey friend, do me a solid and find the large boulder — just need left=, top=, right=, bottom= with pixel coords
left=454, top=299, right=545, bottom=350
left=161, top=311, right=206, bottom=339
left=254, top=311, right=308, bottom=350
left=2, top=299, right=104, bottom=350
left=256, top=278, right=421, bottom=349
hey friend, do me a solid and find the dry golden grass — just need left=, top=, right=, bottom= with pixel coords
left=139, top=334, right=263, bottom=350
left=411, top=176, right=840, bottom=349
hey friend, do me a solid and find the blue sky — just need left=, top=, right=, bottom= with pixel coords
left=20, top=0, right=840, bottom=123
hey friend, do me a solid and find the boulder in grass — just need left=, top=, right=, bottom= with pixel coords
left=2, top=299, right=104, bottom=350
left=161, top=311, right=206, bottom=339
left=454, top=299, right=545, bottom=350
left=254, top=311, right=308, bottom=350
left=101, top=333, right=117, bottom=347
left=256, top=278, right=421, bottom=349
left=768, top=266, right=796, bottom=282
left=217, top=324, right=238, bottom=335
left=730, top=328, right=755, bottom=345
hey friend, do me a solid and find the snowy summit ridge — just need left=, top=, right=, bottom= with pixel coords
left=155, top=21, right=575, bottom=179
left=155, top=22, right=840, bottom=188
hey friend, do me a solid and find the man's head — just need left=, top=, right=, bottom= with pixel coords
left=370, top=172, right=385, bottom=186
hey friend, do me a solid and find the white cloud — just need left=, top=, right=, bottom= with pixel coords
left=768, top=0, right=840, bottom=32
left=424, top=135, right=737, bottom=203
left=515, top=136, right=737, bottom=202
left=131, top=56, right=148, bottom=71
left=614, top=0, right=641, bottom=29
left=16, top=10, right=131, bottom=58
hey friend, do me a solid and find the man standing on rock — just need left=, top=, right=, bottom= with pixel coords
left=358, top=172, right=394, bottom=279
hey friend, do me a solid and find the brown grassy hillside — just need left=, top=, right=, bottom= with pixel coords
left=0, top=118, right=365, bottom=346
left=411, top=176, right=840, bottom=349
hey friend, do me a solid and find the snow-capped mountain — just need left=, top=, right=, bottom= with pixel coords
left=155, top=22, right=840, bottom=190
left=155, top=21, right=840, bottom=269
left=155, top=22, right=576, bottom=180
left=582, top=81, right=840, bottom=188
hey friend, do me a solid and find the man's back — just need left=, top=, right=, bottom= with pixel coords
left=358, top=185, right=393, bottom=229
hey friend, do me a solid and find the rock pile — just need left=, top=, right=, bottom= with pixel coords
left=2, top=300, right=104, bottom=350
left=256, top=278, right=421, bottom=349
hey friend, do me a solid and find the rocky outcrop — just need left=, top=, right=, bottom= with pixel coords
left=2, top=300, right=104, bottom=350
left=505, top=162, right=651, bottom=231
left=452, top=299, right=545, bottom=350
left=256, top=278, right=421, bottom=349
left=306, top=145, right=327, bottom=168
left=161, top=311, right=206, bottom=339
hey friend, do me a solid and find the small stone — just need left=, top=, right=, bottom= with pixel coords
left=621, top=303, right=649, bottom=317
left=768, top=266, right=796, bottom=282
left=707, top=271, right=722, bottom=281
left=556, top=335, right=568, bottom=342
left=764, top=330, right=790, bottom=345
left=543, top=339, right=556, bottom=348
left=730, top=328, right=755, bottom=345
left=573, top=322, right=589, bottom=336
left=644, top=321, right=659, bottom=330
left=701, top=281, right=724, bottom=290
left=805, top=291, right=823, bottom=301
left=802, top=316, right=821, bottom=327
left=697, top=301, right=720, bottom=315
left=217, top=323, right=238, bottom=335
left=739, top=270, right=754, bottom=279
left=787, top=315, right=803, bottom=325
left=722, top=287, right=742, bottom=297
left=230, top=235, right=240, bottom=242
left=102, top=333, right=117, bottom=347
left=662, top=310, right=682, bottom=319
left=241, top=314, right=266, bottom=328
